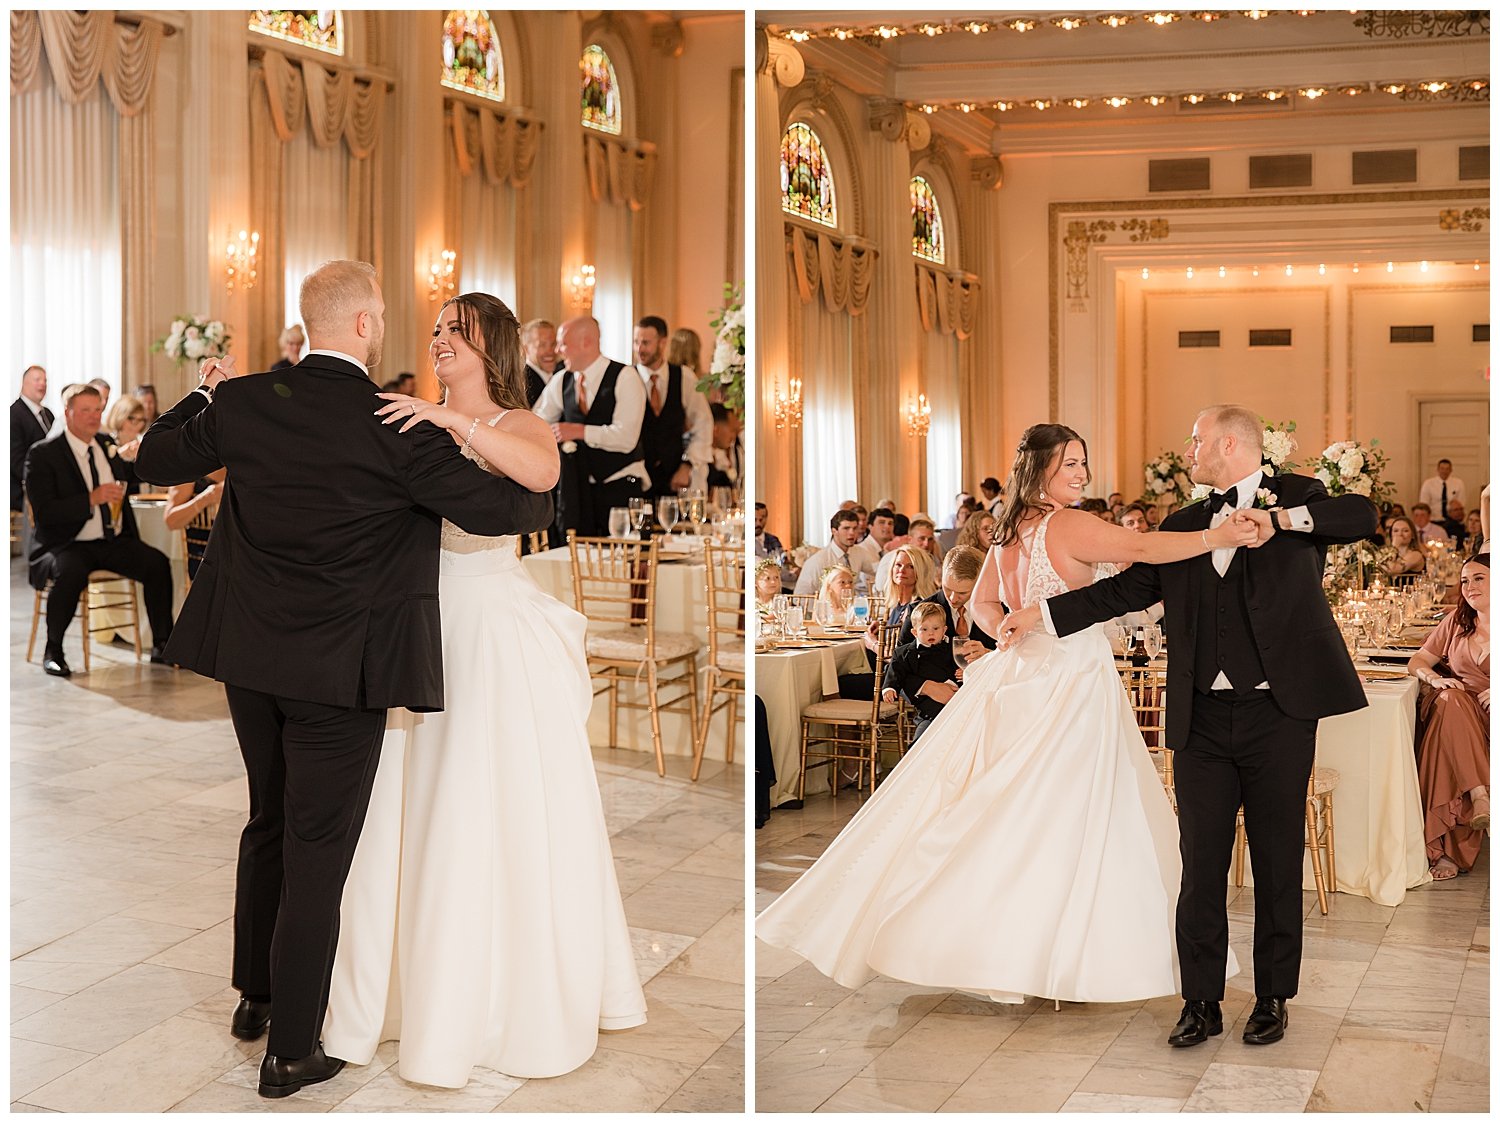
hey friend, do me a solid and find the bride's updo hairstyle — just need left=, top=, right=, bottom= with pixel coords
left=994, top=423, right=1091, bottom=548
left=437, top=293, right=529, bottom=412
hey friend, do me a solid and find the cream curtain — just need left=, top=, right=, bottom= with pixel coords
left=446, top=101, right=524, bottom=312
left=593, top=200, right=634, bottom=360
left=915, top=262, right=980, bottom=339
left=458, top=171, right=519, bottom=310
left=789, top=225, right=876, bottom=316
left=10, top=60, right=122, bottom=394
left=791, top=270, right=858, bottom=537
left=921, top=328, right=963, bottom=522
left=282, top=128, right=353, bottom=334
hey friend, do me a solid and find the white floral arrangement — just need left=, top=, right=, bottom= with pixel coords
left=1323, top=539, right=1384, bottom=592
left=696, top=283, right=745, bottom=414
left=1261, top=419, right=1299, bottom=470
left=791, top=543, right=820, bottom=569
left=153, top=315, right=231, bottom=365
left=1309, top=439, right=1393, bottom=505
left=1141, top=450, right=1194, bottom=507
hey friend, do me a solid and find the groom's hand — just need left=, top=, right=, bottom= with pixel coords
left=1234, top=508, right=1276, bottom=547
left=198, top=355, right=238, bottom=392
left=998, top=605, right=1041, bottom=649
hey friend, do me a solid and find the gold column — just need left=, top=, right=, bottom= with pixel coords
left=963, top=155, right=1006, bottom=487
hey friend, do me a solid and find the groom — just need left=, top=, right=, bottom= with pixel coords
left=137, top=260, right=553, bottom=1097
left=1001, top=404, right=1376, bottom=1048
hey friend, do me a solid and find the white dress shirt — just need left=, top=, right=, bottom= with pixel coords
left=63, top=428, right=117, bottom=542
left=636, top=361, right=713, bottom=490
left=794, top=540, right=877, bottom=596
left=532, top=353, right=649, bottom=487
left=1418, top=474, right=1466, bottom=517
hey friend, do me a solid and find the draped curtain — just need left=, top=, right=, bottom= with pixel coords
left=282, top=129, right=353, bottom=334
left=921, top=329, right=962, bottom=521
left=10, top=9, right=165, bottom=390
left=445, top=100, right=539, bottom=313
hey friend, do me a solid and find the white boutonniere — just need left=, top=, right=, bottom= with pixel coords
left=1253, top=488, right=1277, bottom=509
left=1184, top=483, right=1213, bottom=507
left=561, top=440, right=578, bottom=454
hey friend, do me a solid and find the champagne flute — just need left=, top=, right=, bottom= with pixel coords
left=629, top=497, right=652, bottom=539
left=1143, top=624, right=1163, bottom=661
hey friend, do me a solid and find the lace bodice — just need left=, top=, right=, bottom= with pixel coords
left=1019, top=511, right=1116, bottom=609
left=440, top=413, right=517, bottom=557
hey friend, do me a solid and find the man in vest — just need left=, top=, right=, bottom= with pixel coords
left=534, top=315, right=647, bottom=537
left=521, top=318, right=565, bottom=408
left=633, top=315, right=712, bottom=499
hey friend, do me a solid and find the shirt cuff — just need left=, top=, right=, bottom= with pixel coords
left=1283, top=505, right=1313, bottom=531
left=194, top=386, right=214, bottom=402
left=1039, top=598, right=1058, bottom=636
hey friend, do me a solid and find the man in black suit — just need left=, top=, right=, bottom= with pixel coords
left=897, top=544, right=996, bottom=651
left=11, top=364, right=52, bottom=514
left=1001, top=404, right=1377, bottom=1050
left=136, top=260, right=552, bottom=1099
left=25, top=383, right=174, bottom=676
left=520, top=318, right=564, bottom=408
left=532, top=315, right=647, bottom=537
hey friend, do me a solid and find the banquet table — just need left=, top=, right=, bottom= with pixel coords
left=520, top=544, right=717, bottom=760
left=757, top=634, right=869, bottom=806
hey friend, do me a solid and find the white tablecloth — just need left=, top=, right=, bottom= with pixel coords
left=757, top=638, right=868, bottom=805
left=129, top=497, right=185, bottom=614
left=520, top=546, right=713, bottom=759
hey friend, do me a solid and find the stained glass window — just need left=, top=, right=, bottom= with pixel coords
left=580, top=44, right=621, bottom=135
left=441, top=10, right=504, bottom=102
left=249, top=10, right=343, bottom=55
left=910, top=176, right=945, bottom=264
left=780, top=122, right=837, bottom=227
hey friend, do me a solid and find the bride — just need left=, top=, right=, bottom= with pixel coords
left=755, top=423, right=1253, bottom=1003
left=322, top=293, right=647, bottom=1086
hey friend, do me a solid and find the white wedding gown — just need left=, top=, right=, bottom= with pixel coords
left=757, top=511, right=1237, bottom=1003
left=323, top=416, right=646, bottom=1086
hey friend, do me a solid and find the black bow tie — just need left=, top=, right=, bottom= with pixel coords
left=1208, top=486, right=1239, bottom=514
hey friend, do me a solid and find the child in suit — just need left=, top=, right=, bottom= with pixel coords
left=882, top=601, right=961, bottom=743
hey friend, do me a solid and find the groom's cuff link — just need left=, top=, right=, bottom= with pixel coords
left=1283, top=505, right=1312, bottom=532
left=1039, top=598, right=1058, bottom=636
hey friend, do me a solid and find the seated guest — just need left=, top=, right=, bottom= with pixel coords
left=892, top=512, right=910, bottom=537
left=1442, top=498, right=1468, bottom=549
left=875, top=516, right=942, bottom=589
left=793, top=509, right=876, bottom=595
left=1080, top=497, right=1112, bottom=520
left=101, top=396, right=148, bottom=458
left=271, top=323, right=305, bottom=370
left=838, top=544, right=938, bottom=700
left=86, top=378, right=111, bottom=410
left=1144, top=506, right=1161, bottom=529
left=1119, top=504, right=1150, bottom=533
left=883, top=601, right=960, bottom=744
left=706, top=403, right=742, bottom=492
left=954, top=510, right=996, bottom=552
left=164, top=467, right=227, bottom=582
left=753, top=501, right=783, bottom=559
left=899, top=544, right=994, bottom=652
left=979, top=476, right=1003, bottom=514
left=1380, top=515, right=1427, bottom=577
left=131, top=384, right=159, bottom=425
left=1410, top=502, right=1452, bottom=546
left=864, top=507, right=897, bottom=558
left=24, top=384, right=174, bottom=676
left=754, top=557, right=782, bottom=610
left=395, top=371, right=416, bottom=397
left=1465, top=508, right=1484, bottom=556
left=816, top=564, right=857, bottom=621
left=1409, top=553, right=1490, bottom=880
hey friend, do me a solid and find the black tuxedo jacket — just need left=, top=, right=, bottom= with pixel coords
left=1047, top=471, right=1377, bottom=749
left=135, top=354, right=553, bottom=712
left=524, top=359, right=564, bottom=408
left=24, top=430, right=143, bottom=581
left=11, top=397, right=50, bottom=510
left=897, top=589, right=997, bottom=650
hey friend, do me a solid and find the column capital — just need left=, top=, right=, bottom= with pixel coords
left=868, top=98, right=929, bottom=150
left=970, top=155, right=1004, bottom=191
left=651, top=20, right=684, bottom=58
left=755, top=28, right=805, bottom=88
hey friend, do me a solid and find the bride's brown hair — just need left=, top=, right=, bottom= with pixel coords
left=993, top=423, right=1091, bottom=548
left=436, top=293, right=528, bottom=412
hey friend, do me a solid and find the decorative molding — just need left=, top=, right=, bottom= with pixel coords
left=1439, top=206, right=1488, bottom=232
left=650, top=20, right=684, bottom=59
left=969, top=154, right=1002, bottom=191
left=755, top=28, right=807, bottom=89
left=1356, top=10, right=1489, bottom=40
left=870, top=97, right=932, bottom=150
left=1064, top=217, right=1169, bottom=306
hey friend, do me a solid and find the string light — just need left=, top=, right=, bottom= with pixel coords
left=1146, top=12, right=1179, bottom=26
left=1218, top=265, right=1226, bottom=278
left=1141, top=267, right=1150, bottom=279
left=1352, top=263, right=1360, bottom=273
left=1053, top=16, right=1086, bottom=31
left=1387, top=261, right=1394, bottom=272
left=1300, top=87, right=1326, bottom=99
left=1186, top=266, right=1195, bottom=279
left=1105, top=96, right=1131, bottom=108
left=1128, top=261, right=1488, bottom=282
left=1420, top=260, right=1430, bottom=272
left=1006, top=18, right=1036, bottom=33
left=1252, top=266, right=1260, bottom=276
left=1318, top=263, right=1326, bottom=275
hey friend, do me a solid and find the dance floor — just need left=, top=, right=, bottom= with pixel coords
left=10, top=564, right=745, bottom=1113
left=756, top=792, right=1488, bottom=1113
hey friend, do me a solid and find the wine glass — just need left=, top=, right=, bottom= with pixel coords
left=607, top=507, right=630, bottom=540
left=783, top=602, right=805, bottom=639
left=1105, top=622, right=1129, bottom=658
left=627, top=497, right=651, bottom=539
left=656, top=496, right=679, bottom=538
left=1143, top=624, right=1163, bottom=661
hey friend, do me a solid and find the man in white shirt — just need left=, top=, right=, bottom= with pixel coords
left=533, top=316, right=647, bottom=536
left=632, top=315, right=713, bottom=497
left=794, top=509, right=877, bottom=595
left=1418, top=459, right=1466, bottom=519
left=1410, top=503, right=1452, bottom=546
left=520, top=318, right=563, bottom=407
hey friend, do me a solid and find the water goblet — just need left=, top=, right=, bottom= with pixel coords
left=607, top=507, right=631, bottom=540
left=656, top=496, right=680, bottom=537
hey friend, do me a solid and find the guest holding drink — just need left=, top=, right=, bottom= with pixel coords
left=1408, top=553, right=1490, bottom=880
left=838, top=545, right=937, bottom=701
left=1380, top=516, right=1427, bottom=577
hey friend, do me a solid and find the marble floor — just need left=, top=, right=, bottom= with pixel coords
left=756, top=792, right=1488, bottom=1113
left=11, top=563, right=746, bottom=1112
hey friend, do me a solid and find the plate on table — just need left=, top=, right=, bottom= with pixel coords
left=1358, top=669, right=1410, bottom=683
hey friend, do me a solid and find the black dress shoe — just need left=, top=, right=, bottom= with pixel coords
left=149, top=641, right=173, bottom=665
left=258, top=1044, right=345, bottom=1098
left=229, top=997, right=271, bottom=1041
left=1168, top=1000, right=1223, bottom=1047
left=1242, top=997, right=1288, bottom=1044
left=42, top=650, right=71, bottom=677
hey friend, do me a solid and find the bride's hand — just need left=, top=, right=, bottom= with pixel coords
left=375, top=393, right=464, bottom=434
left=998, top=605, right=1041, bottom=650
left=1206, top=513, right=1261, bottom=550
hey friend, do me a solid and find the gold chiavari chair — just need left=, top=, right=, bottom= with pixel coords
left=692, top=542, right=745, bottom=781
left=1119, top=664, right=1173, bottom=809
left=181, top=506, right=217, bottom=592
left=1233, top=767, right=1340, bottom=915
left=567, top=531, right=699, bottom=777
left=799, top=616, right=902, bottom=798
left=512, top=530, right=549, bottom=559
left=28, top=571, right=142, bottom=671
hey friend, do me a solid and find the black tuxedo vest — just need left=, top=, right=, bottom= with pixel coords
left=1193, top=548, right=1268, bottom=694
left=639, top=364, right=688, bottom=486
left=561, top=360, right=641, bottom=483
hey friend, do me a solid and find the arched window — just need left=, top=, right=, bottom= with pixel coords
left=780, top=122, right=837, bottom=227
left=249, top=10, right=343, bottom=55
left=441, top=10, right=504, bottom=102
left=580, top=44, right=621, bottom=135
left=910, top=175, right=945, bottom=264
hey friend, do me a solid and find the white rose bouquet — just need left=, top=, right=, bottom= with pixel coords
left=1309, top=439, right=1392, bottom=505
left=1140, top=449, right=1194, bottom=507
left=154, top=315, right=232, bottom=366
left=696, top=283, right=745, bottom=414
left=1260, top=419, right=1299, bottom=470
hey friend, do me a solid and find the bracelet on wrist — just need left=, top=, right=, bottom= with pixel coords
left=460, top=416, right=480, bottom=455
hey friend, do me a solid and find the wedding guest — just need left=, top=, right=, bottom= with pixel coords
left=1381, top=516, right=1427, bottom=576
left=394, top=372, right=416, bottom=397
left=754, top=501, right=783, bottom=559
left=86, top=378, right=111, bottom=410
left=707, top=403, right=743, bottom=491
left=838, top=544, right=938, bottom=701
left=666, top=328, right=703, bottom=380
left=164, top=467, right=227, bottom=583
left=794, top=509, right=876, bottom=595
left=954, top=509, right=996, bottom=552
left=11, top=364, right=52, bottom=515
left=883, top=601, right=961, bottom=743
left=1411, top=503, right=1452, bottom=546
left=1418, top=458, right=1467, bottom=517
left=1441, top=498, right=1468, bottom=547
left=865, top=507, right=897, bottom=556
left=272, top=324, right=306, bottom=370
left=875, top=516, right=942, bottom=589
left=634, top=315, right=712, bottom=497
left=979, top=476, right=1003, bottom=514
left=892, top=512, right=910, bottom=537
left=131, top=384, right=159, bottom=425
left=754, top=557, right=782, bottom=608
left=533, top=315, right=647, bottom=537
left=1409, top=553, right=1490, bottom=880
left=1144, top=505, right=1161, bottom=529
left=1120, top=504, right=1150, bottom=533
left=899, top=544, right=994, bottom=651
left=24, top=384, right=174, bottom=675
left=1464, top=508, right=1484, bottom=556
left=875, top=497, right=897, bottom=514
left=1390, top=502, right=1407, bottom=518
left=521, top=318, right=563, bottom=407
left=1081, top=497, right=1112, bottom=520
left=817, top=564, right=857, bottom=621
left=953, top=497, right=981, bottom=529
left=101, top=396, right=149, bottom=459
left=1107, top=491, right=1124, bottom=509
